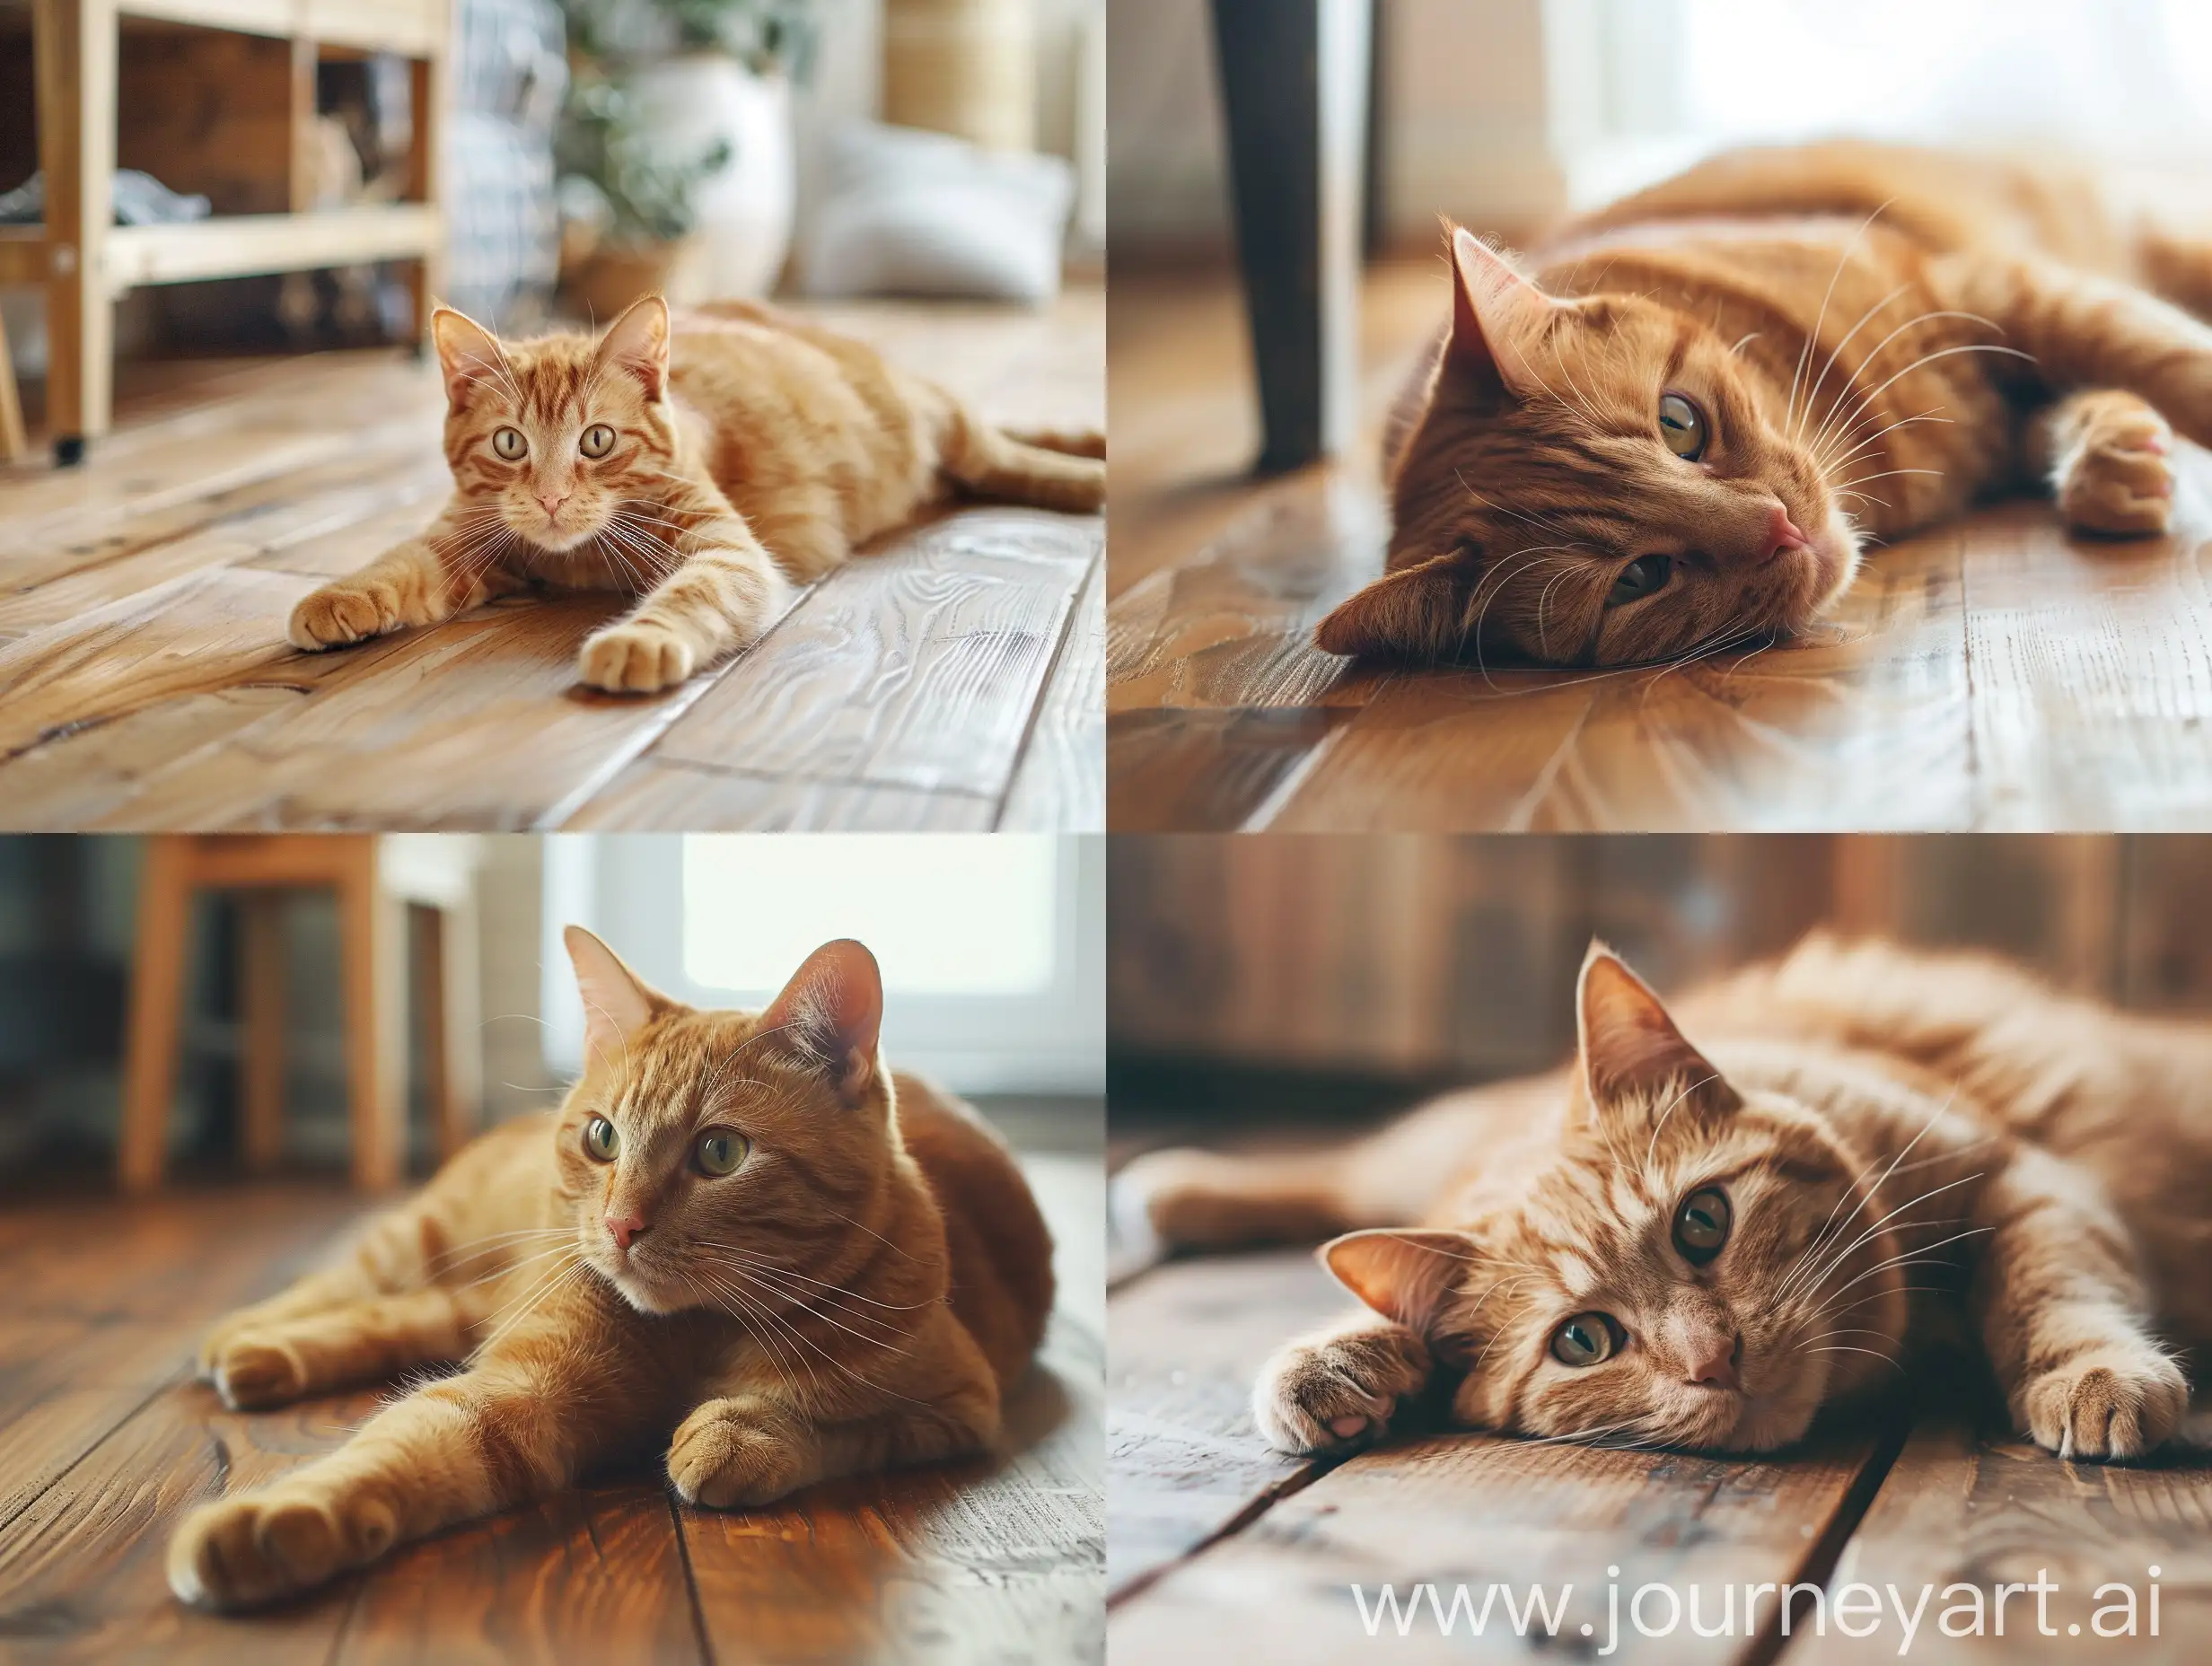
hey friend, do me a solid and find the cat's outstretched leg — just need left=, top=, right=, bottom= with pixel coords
left=1251, top=1311, right=1434, bottom=1455
left=2024, top=389, right=2177, bottom=537
left=169, top=1295, right=660, bottom=1610
left=576, top=513, right=795, bottom=694
left=1970, top=1145, right=2187, bottom=1460
left=1937, top=252, right=2212, bottom=457
left=203, top=1286, right=479, bottom=1410
left=288, top=513, right=514, bottom=651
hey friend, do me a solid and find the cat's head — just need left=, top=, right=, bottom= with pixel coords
left=1322, top=943, right=1904, bottom=1452
left=554, top=925, right=898, bottom=1319
left=1315, top=228, right=1860, bottom=667
left=432, top=296, right=680, bottom=557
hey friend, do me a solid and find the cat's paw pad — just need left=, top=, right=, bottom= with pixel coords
left=667, top=1399, right=810, bottom=1509
left=578, top=623, right=697, bottom=694
left=289, top=583, right=405, bottom=651
left=2020, top=1346, right=2188, bottom=1460
left=1251, top=1327, right=1432, bottom=1456
left=169, top=1490, right=384, bottom=1610
left=2058, top=409, right=2178, bottom=537
left=210, top=1336, right=304, bottom=1410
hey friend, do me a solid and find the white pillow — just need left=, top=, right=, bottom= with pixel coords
left=798, top=122, right=1073, bottom=304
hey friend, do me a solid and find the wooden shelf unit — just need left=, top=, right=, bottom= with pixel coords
left=4, top=0, right=449, bottom=465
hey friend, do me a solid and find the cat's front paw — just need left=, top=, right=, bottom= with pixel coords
left=578, top=622, right=698, bottom=693
left=2057, top=404, right=2177, bottom=537
left=288, top=583, right=407, bottom=651
left=207, top=1335, right=305, bottom=1411
left=2018, top=1345, right=2188, bottom=1460
left=667, top=1397, right=812, bottom=1508
left=169, top=1488, right=392, bottom=1611
left=1252, top=1325, right=1432, bottom=1456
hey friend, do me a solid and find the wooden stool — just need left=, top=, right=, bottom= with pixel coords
left=118, top=834, right=482, bottom=1193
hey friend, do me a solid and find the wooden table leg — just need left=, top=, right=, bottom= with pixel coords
left=418, top=895, right=481, bottom=1162
left=33, top=0, right=117, bottom=466
left=338, top=842, right=408, bottom=1192
left=0, top=309, right=26, bottom=465
left=405, top=15, right=448, bottom=353
left=239, top=891, right=287, bottom=1172
left=1208, top=0, right=1371, bottom=473
left=118, top=837, right=194, bottom=1193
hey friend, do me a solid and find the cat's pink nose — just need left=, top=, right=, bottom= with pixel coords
left=1686, top=1332, right=1742, bottom=1391
left=538, top=491, right=569, bottom=518
left=1761, top=504, right=1810, bottom=562
left=604, top=1212, right=648, bottom=1251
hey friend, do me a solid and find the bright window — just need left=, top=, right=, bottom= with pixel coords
left=680, top=835, right=1058, bottom=996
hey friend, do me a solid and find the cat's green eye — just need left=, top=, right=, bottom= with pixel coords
left=583, top=1116, right=619, bottom=1162
left=1551, top=1312, right=1620, bottom=1368
left=1673, top=1187, right=1732, bottom=1266
left=1607, top=554, right=1672, bottom=607
left=492, top=426, right=528, bottom=460
left=580, top=424, right=616, bottom=460
left=1657, top=391, right=1707, bottom=460
left=695, top=1129, right=750, bottom=1177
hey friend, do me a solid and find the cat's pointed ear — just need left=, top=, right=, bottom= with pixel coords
left=1313, top=548, right=1482, bottom=662
left=759, top=939, right=884, bottom=1103
left=431, top=307, right=510, bottom=409
left=1446, top=224, right=1560, bottom=399
left=564, top=925, right=672, bottom=1068
left=594, top=294, right=672, bottom=401
left=1574, top=941, right=1734, bottom=1116
left=1321, top=1229, right=1470, bottom=1334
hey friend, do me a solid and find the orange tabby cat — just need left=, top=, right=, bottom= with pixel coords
left=168, top=927, right=1053, bottom=1611
left=1321, top=140, right=2212, bottom=665
left=288, top=295, right=1105, bottom=692
left=1120, top=935, right=2206, bottom=1461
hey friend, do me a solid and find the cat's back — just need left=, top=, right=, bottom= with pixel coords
left=893, top=1073, right=1055, bottom=1387
left=1554, top=139, right=2122, bottom=271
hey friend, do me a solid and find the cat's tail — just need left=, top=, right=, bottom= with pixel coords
left=999, top=425, right=1107, bottom=460
left=1112, top=1143, right=1378, bottom=1260
left=938, top=407, right=1106, bottom=513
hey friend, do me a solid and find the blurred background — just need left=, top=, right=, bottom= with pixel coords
left=0, top=0, right=1104, bottom=450
left=0, top=832, right=1102, bottom=1196
left=1109, top=835, right=2212, bottom=1136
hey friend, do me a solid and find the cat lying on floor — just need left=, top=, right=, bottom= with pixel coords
left=287, top=295, right=1104, bottom=693
left=1119, top=935, right=2202, bottom=1462
left=169, top=927, right=1053, bottom=1611
left=1320, top=140, right=2212, bottom=666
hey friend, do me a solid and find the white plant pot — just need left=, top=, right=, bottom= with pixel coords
left=628, top=55, right=795, bottom=301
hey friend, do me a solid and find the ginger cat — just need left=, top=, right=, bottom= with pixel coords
left=287, top=295, right=1105, bottom=692
left=1321, top=140, right=2212, bottom=665
left=1120, top=935, right=2208, bottom=1463
left=169, top=927, right=1054, bottom=1611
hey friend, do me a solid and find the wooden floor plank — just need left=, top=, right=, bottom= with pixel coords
left=641, top=508, right=1101, bottom=801
left=1104, top=1249, right=1354, bottom=1598
left=1111, top=1410, right=1892, bottom=1665
left=1000, top=552, right=1106, bottom=832
left=1797, top=1412, right=2212, bottom=1663
left=335, top=1482, right=705, bottom=1666
left=0, top=1188, right=359, bottom=1535
left=560, top=760, right=996, bottom=831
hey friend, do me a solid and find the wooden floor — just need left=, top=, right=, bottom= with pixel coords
left=0, top=294, right=1103, bottom=832
left=0, top=1152, right=1102, bottom=1665
left=1109, top=260, right=2212, bottom=832
left=1109, top=1221, right=2212, bottom=1664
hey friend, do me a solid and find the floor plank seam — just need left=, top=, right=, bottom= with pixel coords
left=1103, top=1448, right=1345, bottom=1611
left=0, top=1368, right=185, bottom=1543
left=665, top=1488, right=717, bottom=1666
left=1742, top=1406, right=1914, bottom=1666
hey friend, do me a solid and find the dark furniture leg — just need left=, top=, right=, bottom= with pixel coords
left=1209, top=0, right=1373, bottom=473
